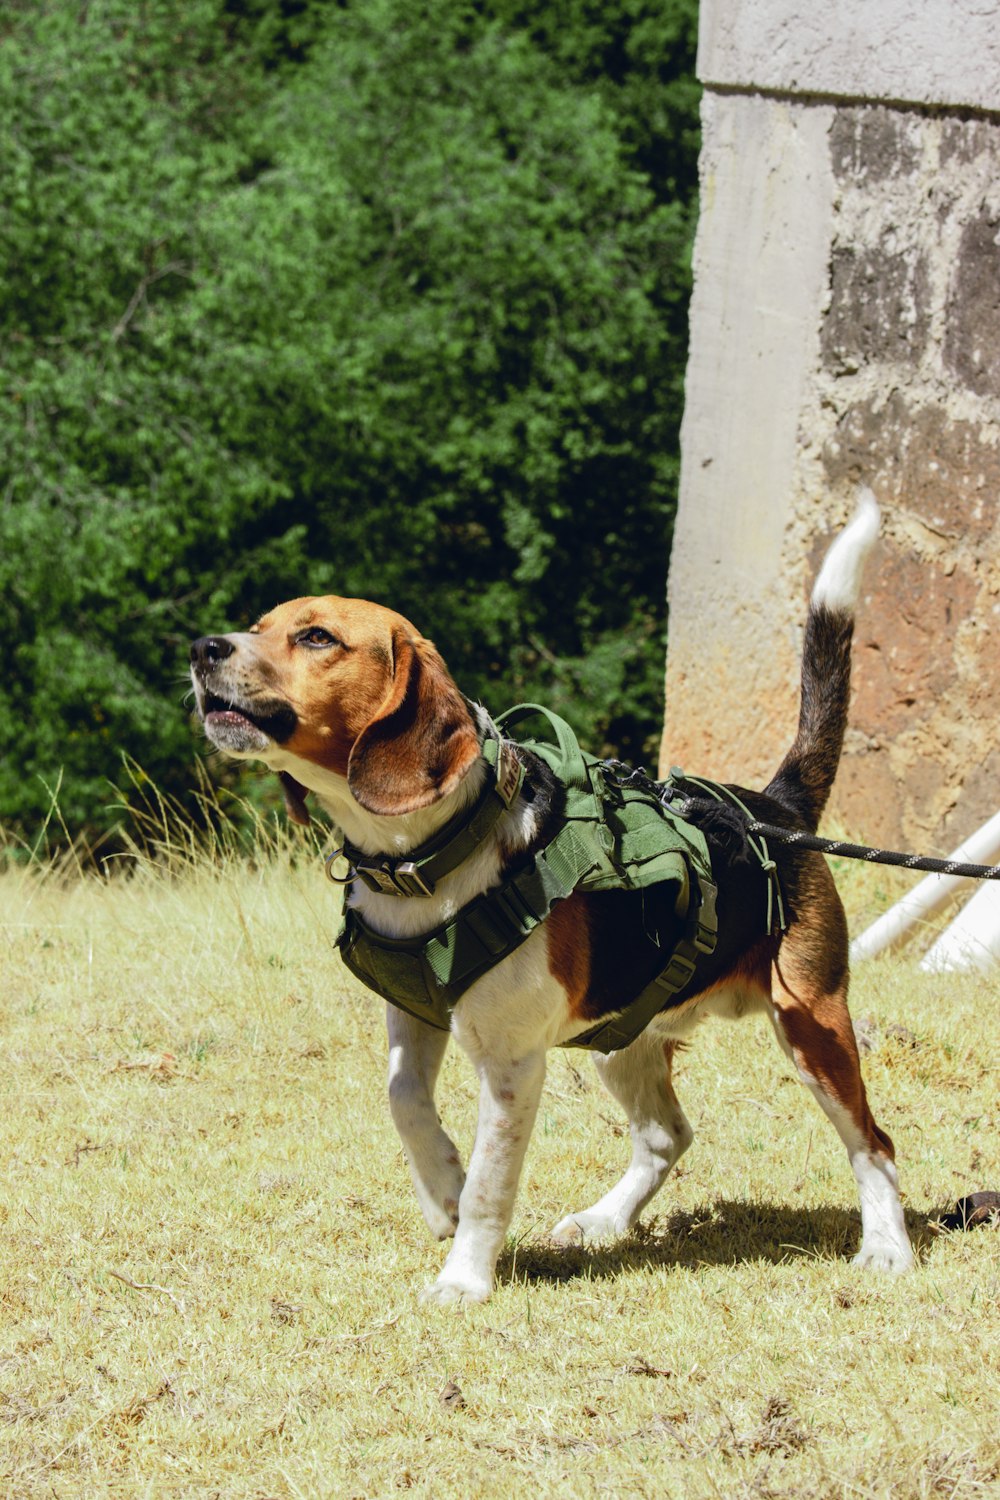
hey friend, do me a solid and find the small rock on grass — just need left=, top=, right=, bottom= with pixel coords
left=438, top=1379, right=466, bottom=1411
left=938, top=1191, right=1000, bottom=1231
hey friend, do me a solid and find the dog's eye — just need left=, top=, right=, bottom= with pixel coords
left=297, top=627, right=339, bottom=649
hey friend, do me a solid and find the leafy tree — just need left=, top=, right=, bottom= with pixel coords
left=0, top=0, right=699, bottom=845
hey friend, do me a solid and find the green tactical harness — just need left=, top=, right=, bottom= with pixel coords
left=334, top=703, right=745, bottom=1053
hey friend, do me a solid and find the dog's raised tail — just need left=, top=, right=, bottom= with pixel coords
left=765, top=489, right=880, bottom=832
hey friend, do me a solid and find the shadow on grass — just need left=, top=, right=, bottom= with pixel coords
left=497, top=1200, right=941, bottom=1287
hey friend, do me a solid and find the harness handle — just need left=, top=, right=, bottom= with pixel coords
left=495, top=703, right=590, bottom=789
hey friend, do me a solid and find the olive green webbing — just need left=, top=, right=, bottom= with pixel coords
left=338, top=705, right=720, bottom=1051
left=667, top=768, right=787, bottom=934
left=340, top=818, right=604, bottom=1033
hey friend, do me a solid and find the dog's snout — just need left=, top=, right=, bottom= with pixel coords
left=190, top=635, right=235, bottom=671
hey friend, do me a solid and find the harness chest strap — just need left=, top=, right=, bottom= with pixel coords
left=335, top=732, right=524, bottom=898
left=339, top=810, right=718, bottom=1050
left=337, top=703, right=722, bottom=1052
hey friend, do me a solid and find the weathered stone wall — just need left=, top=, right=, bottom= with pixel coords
left=661, top=6, right=1000, bottom=850
left=814, top=109, right=1000, bottom=847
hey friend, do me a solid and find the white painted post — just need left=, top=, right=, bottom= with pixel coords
left=849, top=809, right=1000, bottom=963
left=920, top=880, right=1000, bottom=972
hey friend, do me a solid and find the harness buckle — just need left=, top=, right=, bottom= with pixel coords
left=355, top=858, right=436, bottom=897
left=355, top=863, right=397, bottom=894
left=393, top=861, right=436, bottom=898
left=692, top=879, right=718, bottom=955
left=652, top=949, right=697, bottom=993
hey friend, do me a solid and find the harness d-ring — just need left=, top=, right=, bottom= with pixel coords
left=325, top=848, right=357, bottom=885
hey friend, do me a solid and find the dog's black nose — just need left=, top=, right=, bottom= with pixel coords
left=190, top=635, right=235, bottom=669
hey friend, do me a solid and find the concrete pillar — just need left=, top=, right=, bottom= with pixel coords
left=661, top=1, right=1000, bottom=850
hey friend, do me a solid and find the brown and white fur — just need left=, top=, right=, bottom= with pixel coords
left=190, top=491, right=913, bottom=1303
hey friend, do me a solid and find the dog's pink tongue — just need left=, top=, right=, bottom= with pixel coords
left=207, top=708, right=252, bottom=728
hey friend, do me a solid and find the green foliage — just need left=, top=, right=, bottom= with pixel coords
left=0, top=0, right=699, bottom=842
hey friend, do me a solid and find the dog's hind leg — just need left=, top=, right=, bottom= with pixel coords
left=387, top=1006, right=466, bottom=1241
left=769, top=863, right=914, bottom=1272
left=551, top=1034, right=693, bottom=1244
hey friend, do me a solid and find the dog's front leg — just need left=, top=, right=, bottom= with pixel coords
left=422, top=1048, right=546, bottom=1305
left=387, top=1006, right=466, bottom=1240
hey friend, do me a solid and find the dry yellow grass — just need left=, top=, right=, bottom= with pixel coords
left=1, top=829, right=997, bottom=1498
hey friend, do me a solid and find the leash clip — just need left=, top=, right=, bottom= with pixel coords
left=325, top=848, right=357, bottom=885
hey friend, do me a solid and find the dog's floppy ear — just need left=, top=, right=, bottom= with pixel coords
left=278, top=770, right=311, bottom=827
left=347, top=629, right=480, bottom=816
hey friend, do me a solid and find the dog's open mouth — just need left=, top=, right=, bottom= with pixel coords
left=201, top=691, right=297, bottom=751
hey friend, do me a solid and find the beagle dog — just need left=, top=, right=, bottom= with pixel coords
left=190, top=492, right=914, bottom=1303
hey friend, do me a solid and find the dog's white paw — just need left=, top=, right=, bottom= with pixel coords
left=551, top=1209, right=621, bottom=1245
left=852, top=1239, right=914, bottom=1273
left=420, top=1273, right=492, bottom=1307
left=421, top=1195, right=462, bottom=1242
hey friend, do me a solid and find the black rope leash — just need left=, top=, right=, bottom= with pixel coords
left=600, top=760, right=1000, bottom=883
left=742, top=822, right=1000, bottom=881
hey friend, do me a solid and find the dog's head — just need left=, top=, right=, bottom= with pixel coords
left=189, top=596, right=480, bottom=821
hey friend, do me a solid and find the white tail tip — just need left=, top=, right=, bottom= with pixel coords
left=811, top=487, right=880, bottom=614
